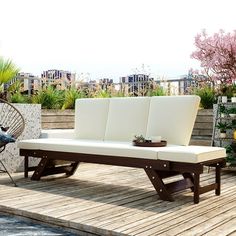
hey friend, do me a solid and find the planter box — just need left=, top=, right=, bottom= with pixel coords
left=1, top=103, right=41, bottom=172
left=192, top=109, right=213, bottom=136
left=42, top=109, right=74, bottom=129
left=190, top=109, right=213, bottom=146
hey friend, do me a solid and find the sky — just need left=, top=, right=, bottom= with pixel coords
left=0, top=0, right=236, bottom=82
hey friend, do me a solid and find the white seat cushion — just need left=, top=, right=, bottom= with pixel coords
left=75, top=98, right=110, bottom=140
left=18, top=138, right=175, bottom=160
left=158, top=146, right=226, bottom=163
left=105, top=97, right=150, bottom=141
left=146, top=96, right=200, bottom=146
left=18, top=139, right=43, bottom=150
left=18, top=139, right=226, bottom=164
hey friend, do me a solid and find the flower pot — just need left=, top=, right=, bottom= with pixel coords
left=232, top=97, right=236, bottom=103
left=219, top=132, right=227, bottom=138
left=229, top=114, right=236, bottom=118
left=221, top=113, right=225, bottom=118
left=222, top=96, right=227, bottom=103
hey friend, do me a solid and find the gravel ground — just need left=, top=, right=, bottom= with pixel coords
left=0, top=214, right=78, bottom=236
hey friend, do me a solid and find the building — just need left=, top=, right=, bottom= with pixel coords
left=41, top=69, right=76, bottom=89
left=5, top=72, right=41, bottom=95
left=156, top=73, right=208, bottom=95
left=99, top=78, right=114, bottom=90
left=119, top=74, right=153, bottom=96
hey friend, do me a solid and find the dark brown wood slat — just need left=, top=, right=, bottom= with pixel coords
left=199, top=183, right=218, bottom=194
left=145, top=169, right=174, bottom=202
left=216, top=163, right=221, bottom=195
left=193, top=173, right=200, bottom=204
left=31, top=158, right=49, bottom=180
left=66, top=162, right=80, bottom=176
left=165, top=179, right=194, bottom=193
left=40, top=165, right=76, bottom=177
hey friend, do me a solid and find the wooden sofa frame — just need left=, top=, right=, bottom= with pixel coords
left=20, top=148, right=226, bottom=204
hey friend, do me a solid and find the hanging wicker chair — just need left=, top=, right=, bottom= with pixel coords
left=0, top=98, right=25, bottom=186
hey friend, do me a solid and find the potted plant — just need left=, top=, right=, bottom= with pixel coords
left=228, top=107, right=236, bottom=117
left=216, top=122, right=229, bottom=138
left=219, top=104, right=227, bottom=117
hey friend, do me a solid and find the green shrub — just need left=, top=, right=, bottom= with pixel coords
left=95, top=90, right=112, bottom=98
left=62, top=88, right=86, bottom=109
left=32, top=86, right=63, bottom=109
left=220, top=84, right=236, bottom=97
left=147, top=86, right=166, bottom=96
left=9, top=92, right=29, bottom=103
left=194, top=86, right=215, bottom=109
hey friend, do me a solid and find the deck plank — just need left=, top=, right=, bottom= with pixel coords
left=0, top=163, right=236, bottom=235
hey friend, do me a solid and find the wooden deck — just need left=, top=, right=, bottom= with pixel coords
left=0, top=163, right=236, bottom=236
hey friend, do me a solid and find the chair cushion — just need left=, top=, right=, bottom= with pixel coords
left=158, top=146, right=226, bottom=163
left=0, top=131, right=15, bottom=145
left=18, top=138, right=173, bottom=160
left=146, top=96, right=200, bottom=146
left=18, top=139, right=42, bottom=149
left=75, top=98, right=110, bottom=140
left=18, top=138, right=226, bottom=164
left=104, top=97, right=150, bottom=141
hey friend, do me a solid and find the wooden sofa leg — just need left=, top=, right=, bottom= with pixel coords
left=24, top=156, right=29, bottom=178
left=215, top=164, right=221, bottom=196
left=66, top=162, right=80, bottom=176
left=193, top=173, right=200, bottom=204
left=182, top=173, right=194, bottom=192
left=145, top=169, right=174, bottom=202
left=31, top=158, right=48, bottom=181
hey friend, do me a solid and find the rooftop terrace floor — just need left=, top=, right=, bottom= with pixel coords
left=0, top=163, right=236, bottom=236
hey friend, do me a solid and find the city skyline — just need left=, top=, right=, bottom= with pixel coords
left=0, top=0, right=236, bottom=81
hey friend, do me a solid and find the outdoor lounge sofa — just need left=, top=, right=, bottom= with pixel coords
left=18, top=96, right=226, bottom=204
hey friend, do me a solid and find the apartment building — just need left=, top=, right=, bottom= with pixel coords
left=41, top=69, right=76, bottom=89
left=5, top=72, right=40, bottom=94
left=119, top=74, right=153, bottom=96
left=99, top=78, right=114, bottom=90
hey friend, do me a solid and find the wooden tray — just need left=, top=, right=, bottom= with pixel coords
left=133, top=140, right=167, bottom=147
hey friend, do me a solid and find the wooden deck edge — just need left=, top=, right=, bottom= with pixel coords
left=0, top=205, right=109, bottom=236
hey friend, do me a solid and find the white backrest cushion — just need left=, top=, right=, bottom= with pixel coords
left=75, top=98, right=110, bottom=140
left=105, top=97, right=150, bottom=141
left=146, top=95, right=200, bottom=146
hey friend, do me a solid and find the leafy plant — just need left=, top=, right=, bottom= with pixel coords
left=133, top=135, right=146, bottom=143
left=32, top=86, right=64, bottom=109
left=219, top=104, right=226, bottom=114
left=9, top=92, right=29, bottom=103
left=220, top=84, right=236, bottom=97
left=194, top=86, right=215, bottom=109
left=226, top=143, right=236, bottom=165
left=228, top=107, right=236, bottom=114
left=62, top=88, right=85, bottom=109
left=7, top=80, right=22, bottom=94
left=95, top=90, right=112, bottom=98
left=147, top=85, right=166, bottom=96
left=231, top=120, right=236, bottom=129
left=0, top=57, right=19, bottom=98
left=225, top=144, right=233, bottom=154
left=0, top=57, right=19, bottom=86
left=216, top=122, right=230, bottom=132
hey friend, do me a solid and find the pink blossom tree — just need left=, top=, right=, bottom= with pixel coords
left=191, top=29, right=236, bottom=85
